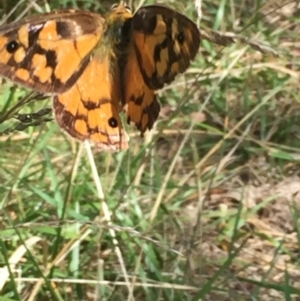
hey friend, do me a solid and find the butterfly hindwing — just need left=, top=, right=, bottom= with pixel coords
left=54, top=54, right=129, bottom=150
left=131, top=5, right=200, bottom=90
left=0, top=10, right=105, bottom=94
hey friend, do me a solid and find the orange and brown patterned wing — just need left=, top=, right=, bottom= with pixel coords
left=124, top=5, right=200, bottom=134
left=123, top=43, right=160, bottom=135
left=131, top=5, right=200, bottom=90
left=0, top=10, right=104, bottom=94
left=53, top=55, right=129, bottom=150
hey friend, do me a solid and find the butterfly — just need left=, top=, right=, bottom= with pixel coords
left=0, top=1, right=200, bottom=151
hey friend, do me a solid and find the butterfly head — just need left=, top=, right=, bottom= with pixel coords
left=104, top=1, right=133, bottom=49
left=110, top=1, right=132, bottom=17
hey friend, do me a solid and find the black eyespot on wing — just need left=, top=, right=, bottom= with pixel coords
left=177, top=32, right=185, bottom=44
left=108, top=117, right=118, bottom=128
left=6, top=40, right=19, bottom=53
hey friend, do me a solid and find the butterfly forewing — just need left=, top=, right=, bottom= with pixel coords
left=0, top=10, right=105, bottom=94
left=131, top=5, right=200, bottom=90
left=123, top=4, right=200, bottom=133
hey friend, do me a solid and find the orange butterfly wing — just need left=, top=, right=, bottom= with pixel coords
left=0, top=9, right=129, bottom=150
left=123, top=43, right=160, bottom=134
left=123, top=5, right=200, bottom=134
left=53, top=55, right=129, bottom=150
left=0, top=10, right=104, bottom=94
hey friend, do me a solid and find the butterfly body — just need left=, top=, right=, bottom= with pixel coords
left=0, top=1, right=200, bottom=151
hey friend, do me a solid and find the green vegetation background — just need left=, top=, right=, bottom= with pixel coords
left=1, top=0, right=300, bottom=300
